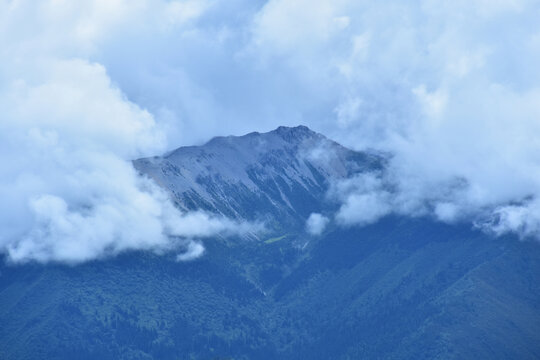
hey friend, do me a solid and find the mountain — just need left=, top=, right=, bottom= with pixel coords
left=133, top=125, right=383, bottom=230
left=1, top=126, right=539, bottom=360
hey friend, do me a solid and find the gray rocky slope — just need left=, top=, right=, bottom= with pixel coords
left=134, top=125, right=383, bottom=230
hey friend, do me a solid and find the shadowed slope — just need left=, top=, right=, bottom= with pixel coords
left=1, top=218, right=539, bottom=359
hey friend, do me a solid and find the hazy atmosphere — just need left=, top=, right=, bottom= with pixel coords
left=2, top=2, right=540, bottom=359
left=1, top=0, right=540, bottom=262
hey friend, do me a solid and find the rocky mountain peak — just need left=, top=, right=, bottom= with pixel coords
left=273, top=125, right=315, bottom=142
left=134, top=126, right=382, bottom=230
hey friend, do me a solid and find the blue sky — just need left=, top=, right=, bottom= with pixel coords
left=1, top=0, right=539, bottom=262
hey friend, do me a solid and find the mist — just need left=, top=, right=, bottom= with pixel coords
left=2, top=0, right=539, bottom=264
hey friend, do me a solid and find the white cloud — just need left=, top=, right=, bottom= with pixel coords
left=176, top=241, right=205, bottom=261
left=476, top=199, right=540, bottom=239
left=331, top=173, right=393, bottom=226
left=335, top=96, right=362, bottom=128
left=165, top=0, right=210, bottom=27
left=2, top=0, right=540, bottom=254
left=0, top=1, right=253, bottom=264
left=412, top=85, right=448, bottom=119
left=252, top=0, right=351, bottom=57
left=0, top=57, right=253, bottom=264
left=249, top=0, right=540, bottom=239
left=336, top=193, right=392, bottom=226
left=306, top=213, right=330, bottom=235
left=434, top=202, right=460, bottom=223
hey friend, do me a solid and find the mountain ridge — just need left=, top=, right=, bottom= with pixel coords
left=134, top=125, right=383, bottom=230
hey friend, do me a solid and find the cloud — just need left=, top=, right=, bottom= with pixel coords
left=0, top=1, right=254, bottom=264
left=331, top=173, right=392, bottom=226
left=475, top=199, right=540, bottom=239
left=176, top=241, right=205, bottom=261
left=0, top=57, right=253, bottom=264
left=306, top=213, right=330, bottom=235
left=249, top=0, right=540, bottom=238
left=2, top=0, right=540, bottom=254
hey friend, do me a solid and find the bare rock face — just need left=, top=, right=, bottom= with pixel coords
left=134, top=125, right=383, bottom=229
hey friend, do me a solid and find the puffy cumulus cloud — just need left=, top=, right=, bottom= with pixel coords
left=306, top=213, right=330, bottom=236
left=0, top=0, right=254, bottom=264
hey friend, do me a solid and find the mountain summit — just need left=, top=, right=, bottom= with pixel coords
left=134, top=125, right=382, bottom=229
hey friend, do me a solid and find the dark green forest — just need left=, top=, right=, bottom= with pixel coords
left=1, top=217, right=539, bottom=359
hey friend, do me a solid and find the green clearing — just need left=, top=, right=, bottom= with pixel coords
left=264, top=234, right=288, bottom=244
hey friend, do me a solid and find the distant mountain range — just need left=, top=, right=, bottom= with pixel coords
left=1, top=126, right=539, bottom=360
